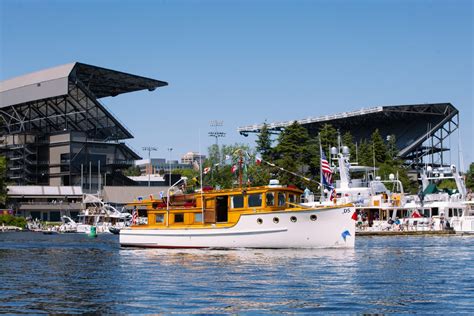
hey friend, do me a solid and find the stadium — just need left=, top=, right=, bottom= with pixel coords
left=238, top=103, right=459, bottom=170
left=0, top=62, right=167, bottom=190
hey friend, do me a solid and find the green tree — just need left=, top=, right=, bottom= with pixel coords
left=273, top=121, right=310, bottom=188
left=465, top=162, right=474, bottom=191
left=371, top=129, right=387, bottom=165
left=358, top=139, right=372, bottom=167
left=342, top=131, right=356, bottom=163
left=173, top=168, right=200, bottom=191
left=0, top=155, right=7, bottom=207
left=319, top=123, right=338, bottom=158
left=256, top=122, right=273, bottom=161
left=0, top=214, right=26, bottom=228
left=122, top=165, right=141, bottom=177
left=202, top=143, right=255, bottom=189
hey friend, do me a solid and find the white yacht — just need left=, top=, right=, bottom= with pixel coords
left=73, top=194, right=131, bottom=234
left=400, top=165, right=467, bottom=232
left=303, top=148, right=406, bottom=232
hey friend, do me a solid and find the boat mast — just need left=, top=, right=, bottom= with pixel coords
left=239, top=151, right=243, bottom=189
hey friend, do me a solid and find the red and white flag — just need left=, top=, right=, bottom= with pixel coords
left=231, top=165, right=238, bottom=174
left=203, top=167, right=211, bottom=174
left=255, top=156, right=262, bottom=166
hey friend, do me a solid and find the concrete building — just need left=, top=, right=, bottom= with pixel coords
left=181, top=151, right=206, bottom=164
left=6, top=185, right=84, bottom=221
left=0, top=62, right=168, bottom=191
left=135, top=158, right=193, bottom=174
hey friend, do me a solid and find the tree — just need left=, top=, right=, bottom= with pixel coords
left=371, top=129, right=387, bottom=165
left=319, top=123, right=338, bottom=158
left=342, top=131, right=356, bottom=160
left=358, top=139, right=372, bottom=167
left=256, top=122, right=273, bottom=161
left=202, top=143, right=255, bottom=189
left=0, top=155, right=7, bottom=207
left=273, top=121, right=310, bottom=188
left=466, top=162, right=474, bottom=191
left=122, top=165, right=141, bottom=177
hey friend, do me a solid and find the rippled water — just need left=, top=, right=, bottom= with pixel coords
left=0, top=232, right=473, bottom=314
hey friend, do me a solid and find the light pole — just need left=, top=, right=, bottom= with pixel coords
left=142, top=146, right=157, bottom=187
left=167, top=147, right=173, bottom=186
left=208, top=120, right=226, bottom=164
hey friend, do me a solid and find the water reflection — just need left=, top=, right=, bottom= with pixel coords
left=0, top=232, right=473, bottom=314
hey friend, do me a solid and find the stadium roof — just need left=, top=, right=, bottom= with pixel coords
left=238, top=103, right=459, bottom=165
left=0, top=62, right=168, bottom=108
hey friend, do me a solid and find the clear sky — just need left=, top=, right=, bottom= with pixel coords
left=1, top=0, right=472, bottom=169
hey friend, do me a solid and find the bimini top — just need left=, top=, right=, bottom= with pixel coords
left=0, top=62, right=168, bottom=108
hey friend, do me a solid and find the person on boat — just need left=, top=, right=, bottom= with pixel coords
left=303, top=187, right=311, bottom=202
left=439, top=212, right=445, bottom=230
left=394, top=217, right=401, bottom=231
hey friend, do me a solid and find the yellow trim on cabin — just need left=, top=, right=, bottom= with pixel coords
left=127, top=185, right=352, bottom=230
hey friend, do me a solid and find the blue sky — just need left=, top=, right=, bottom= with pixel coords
left=1, top=0, right=472, bottom=169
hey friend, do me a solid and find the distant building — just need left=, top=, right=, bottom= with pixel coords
left=135, top=158, right=192, bottom=175
left=6, top=185, right=84, bottom=221
left=181, top=152, right=206, bottom=164
left=127, top=174, right=181, bottom=187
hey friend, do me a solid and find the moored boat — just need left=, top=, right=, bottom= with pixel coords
left=119, top=181, right=356, bottom=249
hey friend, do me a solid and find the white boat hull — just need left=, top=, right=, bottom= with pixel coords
left=120, top=206, right=356, bottom=249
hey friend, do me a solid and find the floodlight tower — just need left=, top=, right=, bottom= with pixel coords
left=209, top=120, right=226, bottom=164
left=142, top=146, right=157, bottom=187
left=208, top=120, right=226, bottom=147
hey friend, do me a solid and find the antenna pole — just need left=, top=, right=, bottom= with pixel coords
left=142, top=146, right=158, bottom=187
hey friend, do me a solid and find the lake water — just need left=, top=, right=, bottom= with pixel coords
left=0, top=232, right=473, bottom=314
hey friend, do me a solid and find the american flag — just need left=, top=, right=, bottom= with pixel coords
left=321, top=151, right=336, bottom=200
left=132, top=207, right=138, bottom=225
left=321, top=151, right=333, bottom=185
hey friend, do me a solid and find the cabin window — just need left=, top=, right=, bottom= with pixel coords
left=248, top=194, right=262, bottom=207
left=289, top=194, right=296, bottom=208
left=231, top=195, right=244, bottom=208
left=278, top=192, right=286, bottom=206
left=432, top=208, right=439, bottom=216
left=266, top=192, right=275, bottom=207
left=174, top=213, right=184, bottom=223
left=449, top=208, right=453, bottom=217
left=155, top=214, right=164, bottom=223
left=194, top=213, right=203, bottom=223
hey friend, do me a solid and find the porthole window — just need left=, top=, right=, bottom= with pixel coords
left=257, top=218, right=263, bottom=225
left=310, top=215, right=317, bottom=221
left=273, top=217, right=279, bottom=224
left=290, top=216, right=297, bottom=223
